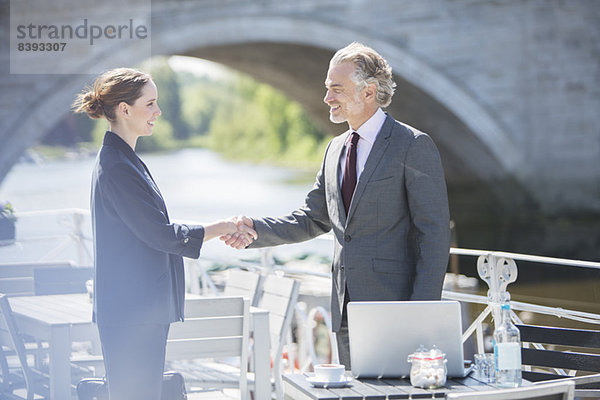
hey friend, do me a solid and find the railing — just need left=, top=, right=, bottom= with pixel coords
left=445, top=249, right=600, bottom=351
left=3, top=209, right=600, bottom=378
left=0, top=208, right=93, bottom=265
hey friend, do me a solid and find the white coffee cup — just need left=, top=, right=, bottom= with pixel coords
left=314, top=363, right=345, bottom=382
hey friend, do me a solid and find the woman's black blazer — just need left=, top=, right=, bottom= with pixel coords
left=91, top=131, right=204, bottom=327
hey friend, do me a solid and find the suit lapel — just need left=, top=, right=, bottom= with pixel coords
left=134, top=157, right=169, bottom=220
left=346, top=116, right=394, bottom=223
left=139, top=159, right=163, bottom=199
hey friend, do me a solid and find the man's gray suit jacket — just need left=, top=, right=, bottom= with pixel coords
left=249, top=115, right=450, bottom=331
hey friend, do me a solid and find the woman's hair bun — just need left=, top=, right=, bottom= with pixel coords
left=72, top=87, right=104, bottom=119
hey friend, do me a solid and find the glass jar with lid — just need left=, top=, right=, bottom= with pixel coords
left=407, top=345, right=447, bottom=389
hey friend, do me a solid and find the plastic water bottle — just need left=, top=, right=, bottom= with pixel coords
left=493, top=303, right=522, bottom=387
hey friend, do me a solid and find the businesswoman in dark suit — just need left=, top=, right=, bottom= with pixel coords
left=73, top=68, right=256, bottom=400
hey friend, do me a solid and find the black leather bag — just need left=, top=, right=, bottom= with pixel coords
left=77, top=371, right=187, bottom=400
left=161, top=372, right=187, bottom=400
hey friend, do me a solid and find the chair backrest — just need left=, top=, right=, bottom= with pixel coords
left=257, top=274, right=300, bottom=387
left=0, top=338, right=10, bottom=393
left=166, top=296, right=250, bottom=398
left=0, top=293, right=46, bottom=399
left=33, top=266, right=93, bottom=295
left=0, top=295, right=12, bottom=394
left=223, top=269, right=264, bottom=307
left=258, top=274, right=300, bottom=353
left=516, top=324, right=600, bottom=382
left=0, top=261, right=75, bottom=296
left=0, top=278, right=34, bottom=297
left=446, top=379, right=575, bottom=400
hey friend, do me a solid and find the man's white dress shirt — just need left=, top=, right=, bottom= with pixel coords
left=339, top=107, right=387, bottom=186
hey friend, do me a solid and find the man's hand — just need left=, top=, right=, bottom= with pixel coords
left=220, top=216, right=256, bottom=249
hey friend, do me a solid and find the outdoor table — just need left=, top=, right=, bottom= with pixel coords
left=9, top=293, right=99, bottom=399
left=9, top=293, right=271, bottom=399
left=283, top=373, right=509, bottom=399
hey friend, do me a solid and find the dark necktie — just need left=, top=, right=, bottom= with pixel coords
left=341, top=132, right=360, bottom=215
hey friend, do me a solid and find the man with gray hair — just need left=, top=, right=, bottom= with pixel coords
left=224, top=42, right=450, bottom=368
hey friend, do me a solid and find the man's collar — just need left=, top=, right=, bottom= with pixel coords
left=346, top=108, right=386, bottom=145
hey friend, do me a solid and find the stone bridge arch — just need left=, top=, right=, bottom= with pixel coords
left=160, top=14, right=520, bottom=176
left=2, top=0, right=598, bottom=258
left=1, top=12, right=524, bottom=213
left=153, top=13, right=529, bottom=216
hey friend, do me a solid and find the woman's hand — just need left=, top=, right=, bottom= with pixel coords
left=203, top=216, right=257, bottom=247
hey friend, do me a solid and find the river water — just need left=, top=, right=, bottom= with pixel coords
left=1, top=148, right=314, bottom=220
left=0, top=148, right=332, bottom=263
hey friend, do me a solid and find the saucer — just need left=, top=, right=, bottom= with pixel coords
left=307, top=376, right=353, bottom=388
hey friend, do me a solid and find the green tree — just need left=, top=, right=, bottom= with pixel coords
left=203, top=72, right=328, bottom=168
left=180, top=76, right=230, bottom=136
left=91, top=119, right=109, bottom=145
left=136, top=118, right=174, bottom=152
left=146, top=58, right=189, bottom=140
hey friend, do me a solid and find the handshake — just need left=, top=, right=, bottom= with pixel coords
left=218, top=216, right=257, bottom=249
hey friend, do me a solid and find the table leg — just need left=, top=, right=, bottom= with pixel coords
left=252, top=310, right=271, bottom=399
left=49, top=324, right=72, bottom=400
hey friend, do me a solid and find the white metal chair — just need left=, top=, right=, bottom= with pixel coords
left=531, top=374, right=600, bottom=399
left=33, top=266, right=93, bottom=295
left=169, top=274, right=300, bottom=400
left=257, top=274, right=301, bottom=400
left=223, top=269, right=265, bottom=307
left=199, top=274, right=301, bottom=400
left=0, top=261, right=75, bottom=297
left=446, top=379, right=575, bottom=400
left=0, top=293, right=49, bottom=400
left=166, top=296, right=251, bottom=400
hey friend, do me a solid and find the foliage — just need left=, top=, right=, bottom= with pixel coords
left=136, top=118, right=175, bottom=153
left=65, top=56, right=328, bottom=170
left=145, top=58, right=189, bottom=140
left=0, top=202, right=16, bottom=221
left=91, top=119, right=109, bottom=144
left=205, top=73, right=328, bottom=168
left=179, top=73, right=231, bottom=136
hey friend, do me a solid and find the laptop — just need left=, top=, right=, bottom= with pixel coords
left=347, top=300, right=474, bottom=378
